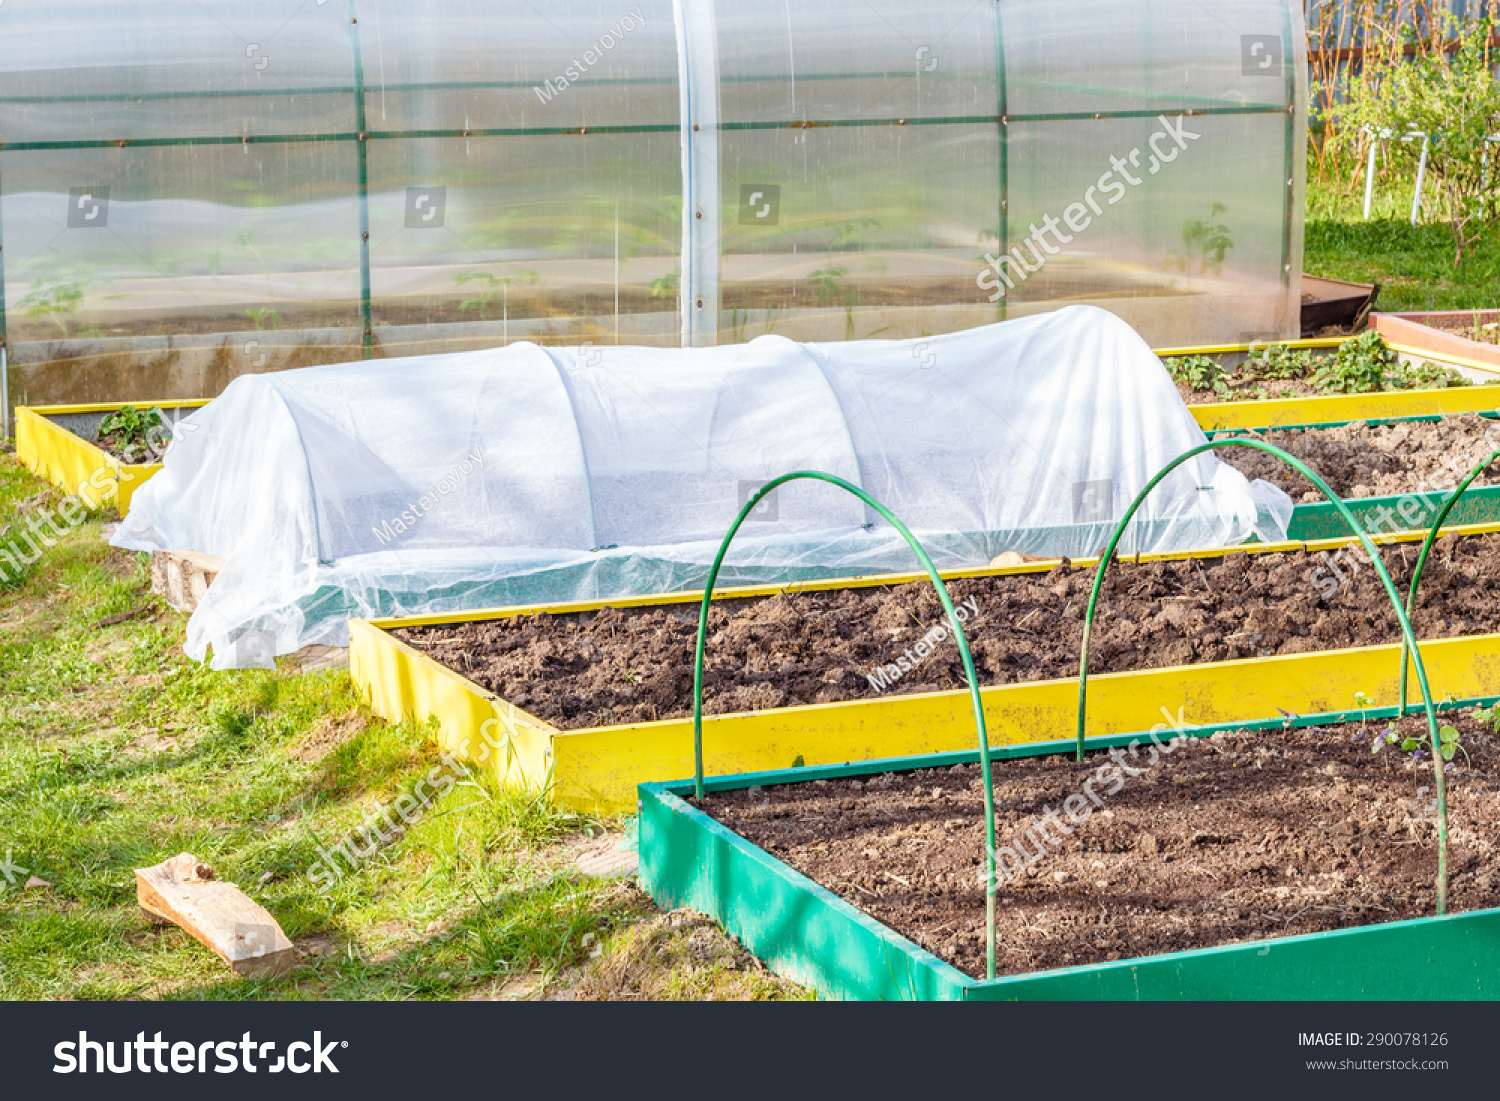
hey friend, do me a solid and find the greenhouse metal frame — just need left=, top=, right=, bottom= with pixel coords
left=0, top=0, right=1307, bottom=405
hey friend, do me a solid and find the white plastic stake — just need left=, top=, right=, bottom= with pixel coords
left=1411, top=135, right=1429, bottom=225
left=1363, top=140, right=1378, bottom=220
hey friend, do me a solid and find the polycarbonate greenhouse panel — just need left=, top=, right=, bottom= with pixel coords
left=999, top=0, right=1297, bottom=117
left=0, top=142, right=364, bottom=344
left=362, top=0, right=679, bottom=131
left=363, top=132, right=682, bottom=349
left=0, top=0, right=354, bottom=144
left=0, top=0, right=1305, bottom=405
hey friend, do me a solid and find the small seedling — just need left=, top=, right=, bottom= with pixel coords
left=1372, top=720, right=1468, bottom=766
left=1310, top=331, right=1400, bottom=394
left=97, top=404, right=171, bottom=463
left=1164, top=354, right=1231, bottom=396
left=1470, top=704, right=1500, bottom=732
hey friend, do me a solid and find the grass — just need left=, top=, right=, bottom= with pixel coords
left=0, top=452, right=806, bottom=1000
left=1305, top=164, right=1500, bottom=313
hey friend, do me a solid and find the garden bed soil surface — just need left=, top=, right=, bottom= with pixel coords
left=95, top=431, right=154, bottom=465
left=1219, top=413, right=1500, bottom=503
left=1432, top=318, right=1500, bottom=347
left=392, top=532, right=1500, bottom=732
left=1176, top=378, right=1326, bottom=405
left=701, top=712, right=1500, bottom=980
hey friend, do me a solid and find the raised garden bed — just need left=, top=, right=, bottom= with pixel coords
left=393, top=531, right=1500, bottom=729
left=1219, top=413, right=1500, bottom=504
left=1165, top=332, right=1494, bottom=408
left=351, top=522, right=1500, bottom=812
left=1157, top=340, right=1500, bottom=435
left=1373, top=311, right=1500, bottom=373
left=640, top=700, right=1500, bottom=1000
left=14, top=400, right=206, bottom=511
left=1300, top=274, right=1378, bottom=337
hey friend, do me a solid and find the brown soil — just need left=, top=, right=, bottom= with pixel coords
left=1433, top=318, right=1500, bottom=347
left=1176, top=377, right=1327, bottom=405
left=94, top=431, right=155, bottom=465
left=1219, top=414, right=1500, bottom=503
left=704, top=711, right=1500, bottom=980
left=392, top=531, right=1500, bottom=731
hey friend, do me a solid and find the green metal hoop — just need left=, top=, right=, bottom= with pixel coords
left=1074, top=438, right=1449, bottom=913
left=689, top=470, right=1001, bottom=978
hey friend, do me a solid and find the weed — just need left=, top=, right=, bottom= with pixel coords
left=97, top=405, right=171, bottom=464
left=1372, top=720, right=1468, bottom=767
left=1310, top=330, right=1399, bottom=394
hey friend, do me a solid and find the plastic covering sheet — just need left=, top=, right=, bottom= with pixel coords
left=112, top=306, right=1291, bottom=668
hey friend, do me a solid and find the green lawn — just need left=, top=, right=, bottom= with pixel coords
left=1304, top=217, right=1500, bottom=313
left=1304, top=165, right=1500, bottom=313
left=0, top=452, right=804, bottom=1001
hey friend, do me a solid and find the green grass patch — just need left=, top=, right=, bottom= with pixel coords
left=0, top=455, right=807, bottom=1000
left=1305, top=217, right=1500, bottom=313
left=1305, top=170, right=1500, bottom=313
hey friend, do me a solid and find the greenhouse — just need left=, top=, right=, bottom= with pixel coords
left=0, top=0, right=1305, bottom=407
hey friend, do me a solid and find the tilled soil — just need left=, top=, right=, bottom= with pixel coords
left=1433, top=319, right=1500, bottom=347
left=393, top=531, right=1500, bottom=731
left=705, top=712, right=1500, bottom=979
left=1175, top=378, right=1325, bottom=405
left=1219, top=414, right=1500, bottom=503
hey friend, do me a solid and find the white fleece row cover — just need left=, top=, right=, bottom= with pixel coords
left=113, top=305, right=1291, bottom=669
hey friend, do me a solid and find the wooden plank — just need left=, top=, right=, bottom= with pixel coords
left=135, top=853, right=294, bottom=978
left=150, top=549, right=225, bottom=613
